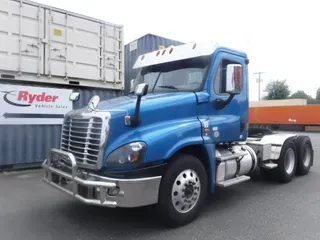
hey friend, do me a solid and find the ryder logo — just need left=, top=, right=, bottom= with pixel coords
left=1, top=90, right=59, bottom=107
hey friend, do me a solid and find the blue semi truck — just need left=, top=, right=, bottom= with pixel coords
left=42, top=42, right=314, bottom=227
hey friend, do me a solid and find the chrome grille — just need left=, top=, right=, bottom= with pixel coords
left=61, top=116, right=103, bottom=166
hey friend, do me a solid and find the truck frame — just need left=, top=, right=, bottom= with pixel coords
left=42, top=42, right=314, bottom=227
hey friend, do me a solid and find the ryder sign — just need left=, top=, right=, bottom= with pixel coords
left=0, top=84, right=73, bottom=125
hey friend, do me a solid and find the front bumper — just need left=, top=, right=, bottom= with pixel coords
left=42, top=148, right=162, bottom=208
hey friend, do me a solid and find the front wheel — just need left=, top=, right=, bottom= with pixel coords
left=157, top=154, right=208, bottom=227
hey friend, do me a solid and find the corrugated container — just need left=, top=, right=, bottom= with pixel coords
left=0, top=0, right=124, bottom=90
left=0, top=80, right=121, bottom=169
left=0, top=0, right=124, bottom=169
left=249, top=99, right=307, bottom=108
left=249, top=104, right=320, bottom=125
left=124, top=33, right=184, bottom=94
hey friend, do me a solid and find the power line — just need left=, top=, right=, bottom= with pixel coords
left=253, top=72, right=265, bottom=100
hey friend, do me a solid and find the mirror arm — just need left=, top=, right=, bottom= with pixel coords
left=131, top=95, right=142, bottom=126
left=224, top=92, right=237, bottom=105
left=215, top=92, right=236, bottom=110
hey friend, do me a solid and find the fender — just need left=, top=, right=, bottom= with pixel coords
left=102, top=117, right=204, bottom=169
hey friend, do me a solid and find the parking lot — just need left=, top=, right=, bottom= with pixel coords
left=1, top=132, right=320, bottom=240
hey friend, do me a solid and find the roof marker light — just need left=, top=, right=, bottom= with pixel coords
left=192, top=43, right=197, bottom=49
left=162, top=49, right=166, bottom=55
left=169, top=48, right=174, bottom=54
left=141, top=55, right=145, bottom=60
left=156, top=50, right=160, bottom=56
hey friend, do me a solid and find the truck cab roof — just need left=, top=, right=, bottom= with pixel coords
left=133, top=42, right=248, bottom=69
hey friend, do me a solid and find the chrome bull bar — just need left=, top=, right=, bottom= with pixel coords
left=42, top=148, right=162, bottom=208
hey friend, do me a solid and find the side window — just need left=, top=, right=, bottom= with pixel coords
left=214, top=59, right=243, bottom=95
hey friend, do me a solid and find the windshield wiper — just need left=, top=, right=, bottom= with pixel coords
left=157, top=85, right=179, bottom=91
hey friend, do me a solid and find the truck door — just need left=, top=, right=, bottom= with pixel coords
left=208, top=52, right=248, bottom=143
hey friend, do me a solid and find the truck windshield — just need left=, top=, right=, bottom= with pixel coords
left=133, top=55, right=211, bottom=93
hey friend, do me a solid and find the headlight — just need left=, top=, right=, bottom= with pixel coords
left=106, top=142, right=147, bottom=166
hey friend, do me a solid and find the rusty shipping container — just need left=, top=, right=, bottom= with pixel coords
left=249, top=104, right=320, bottom=130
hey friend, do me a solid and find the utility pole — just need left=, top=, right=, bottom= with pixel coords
left=253, top=72, right=265, bottom=100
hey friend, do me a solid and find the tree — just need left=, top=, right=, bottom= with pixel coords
left=263, top=79, right=291, bottom=100
left=290, top=90, right=312, bottom=99
left=316, top=88, right=320, bottom=100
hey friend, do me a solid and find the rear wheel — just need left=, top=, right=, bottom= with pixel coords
left=157, top=154, right=208, bottom=227
left=294, top=136, right=313, bottom=175
left=275, top=139, right=297, bottom=183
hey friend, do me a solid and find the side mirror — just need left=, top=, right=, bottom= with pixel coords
left=215, top=64, right=242, bottom=110
left=128, top=83, right=149, bottom=127
left=226, top=64, right=242, bottom=94
left=69, top=92, right=80, bottom=101
left=134, top=83, right=148, bottom=96
left=130, top=79, right=135, bottom=90
left=88, top=95, right=100, bottom=111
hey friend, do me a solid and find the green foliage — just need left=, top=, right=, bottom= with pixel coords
left=307, top=99, right=320, bottom=105
left=316, top=88, right=320, bottom=100
left=263, top=79, right=291, bottom=100
left=290, top=90, right=312, bottom=99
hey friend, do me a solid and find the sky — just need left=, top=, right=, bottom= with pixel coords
left=34, top=0, right=320, bottom=101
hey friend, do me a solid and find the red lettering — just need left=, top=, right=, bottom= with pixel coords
left=45, top=95, right=52, bottom=102
left=17, top=91, right=58, bottom=103
left=17, top=91, right=28, bottom=101
left=36, top=92, right=45, bottom=102
left=52, top=96, right=58, bottom=102
left=28, top=94, right=37, bottom=103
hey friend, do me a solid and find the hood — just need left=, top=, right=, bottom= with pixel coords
left=97, top=92, right=195, bottom=114
left=98, top=92, right=199, bottom=161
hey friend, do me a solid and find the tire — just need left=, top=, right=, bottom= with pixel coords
left=156, top=154, right=208, bottom=227
left=294, top=136, right=313, bottom=175
left=275, top=139, right=297, bottom=183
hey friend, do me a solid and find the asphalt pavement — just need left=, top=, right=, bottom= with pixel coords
left=1, top=132, right=320, bottom=240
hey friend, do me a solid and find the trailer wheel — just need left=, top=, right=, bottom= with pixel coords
left=275, top=139, right=297, bottom=183
left=294, top=136, right=313, bottom=175
left=156, top=154, right=208, bottom=227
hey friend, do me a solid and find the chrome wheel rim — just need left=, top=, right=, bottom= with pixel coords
left=171, top=169, right=201, bottom=214
left=303, top=145, right=311, bottom=167
left=284, top=148, right=295, bottom=174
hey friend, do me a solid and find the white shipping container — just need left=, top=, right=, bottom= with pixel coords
left=249, top=99, right=307, bottom=108
left=0, top=0, right=124, bottom=90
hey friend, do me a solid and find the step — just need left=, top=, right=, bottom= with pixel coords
left=216, top=152, right=248, bottom=162
left=216, top=175, right=251, bottom=188
left=261, top=162, right=278, bottom=169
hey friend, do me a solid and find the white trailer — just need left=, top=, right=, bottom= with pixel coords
left=0, top=0, right=124, bottom=90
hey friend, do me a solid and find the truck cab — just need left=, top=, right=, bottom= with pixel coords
left=42, top=42, right=314, bottom=227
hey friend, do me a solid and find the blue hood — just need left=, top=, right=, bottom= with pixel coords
left=98, top=92, right=200, bottom=168
left=97, top=92, right=194, bottom=112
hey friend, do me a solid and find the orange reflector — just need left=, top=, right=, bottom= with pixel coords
left=162, top=49, right=166, bottom=55
left=193, top=43, right=197, bottom=49
left=132, top=153, right=139, bottom=162
left=169, top=48, right=174, bottom=54
left=204, top=128, right=210, bottom=134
